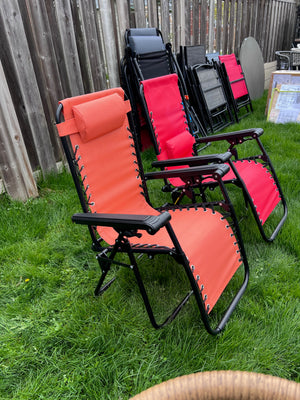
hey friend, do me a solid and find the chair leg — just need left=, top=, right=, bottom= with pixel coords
left=94, top=244, right=120, bottom=296
left=124, top=239, right=194, bottom=329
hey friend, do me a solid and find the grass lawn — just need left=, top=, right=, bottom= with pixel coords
left=0, top=91, right=299, bottom=399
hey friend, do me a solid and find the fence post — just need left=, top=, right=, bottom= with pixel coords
left=0, top=62, right=38, bottom=201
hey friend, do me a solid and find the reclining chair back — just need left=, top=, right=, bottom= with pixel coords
left=177, top=46, right=233, bottom=134
left=177, top=44, right=206, bottom=80
left=121, top=28, right=204, bottom=150
left=218, top=54, right=253, bottom=122
left=141, top=73, right=198, bottom=189
left=125, top=28, right=172, bottom=80
left=189, top=64, right=234, bottom=133
left=56, top=87, right=250, bottom=334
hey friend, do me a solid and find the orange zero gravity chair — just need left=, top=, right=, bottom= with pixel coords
left=56, top=87, right=250, bottom=335
left=139, top=73, right=287, bottom=242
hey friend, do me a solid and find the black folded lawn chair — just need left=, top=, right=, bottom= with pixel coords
left=55, top=87, right=250, bottom=335
left=187, top=63, right=234, bottom=133
left=120, top=27, right=205, bottom=150
left=177, top=46, right=233, bottom=134
left=139, top=73, right=287, bottom=242
left=217, top=54, right=253, bottom=122
left=177, top=44, right=207, bottom=80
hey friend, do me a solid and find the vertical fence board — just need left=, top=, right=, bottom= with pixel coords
left=115, top=0, right=130, bottom=55
left=133, top=0, right=146, bottom=27
left=0, top=61, right=38, bottom=200
left=21, top=0, right=64, bottom=161
left=148, top=0, right=158, bottom=28
left=70, top=0, right=95, bottom=94
left=53, top=0, right=84, bottom=96
left=185, top=0, right=192, bottom=46
left=216, top=0, right=222, bottom=52
left=0, top=0, right=57, bottom=175
left=222, top=0, right=229, bottom=54
left=160, top=0, right=170, bottom=42
left=98, top=0, right=120, bottom=88
left=192, top=0, right=200, bottom=45
left=235, top=0, right=242, bottom=54
left=173, top=0, right=187, bottom=51
left=77, top=0, right=107, bottom=91
left=208, top=0, right=215, bottom=51
left=199, top=0, right=208, bottom=47
left=269, top=1, right=278, bottom=61
left=228, top=0, right=236, bottom=54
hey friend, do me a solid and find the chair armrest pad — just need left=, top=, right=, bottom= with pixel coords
left=72, top=212, right=171, bottom=235
left=196, top=128, right=263, bottom=144
left=145, top=163, right=230, bottom=181
left=151, top=152, right=232, bottom=168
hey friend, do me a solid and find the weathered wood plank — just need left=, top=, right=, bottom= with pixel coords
left=185, top=0, right=191, bottom=46
left=21, top=0, right=64, bottom=161
left=148, top=0, right=158, bottom=28
left=133, top=0, right=146, bottom=27
left=0, top=0, right=57, bottom=175
left=172, top=0, right=188, bottom=51
left=216, top=0, right=223, bottom=53
left=222, top=0, right=229, bottom=54
left=160, top=0, right=170, bottom=43
left=235, top=0, right=243, bottom=54
left=52, top=0, right=84, bottom=96
left=98, top=0, right=120, bottom=88
left=208, top=0, right=215, bottom=52
left=199, top=0, right=207, bottom=47
left=228, top=0, right=236, bottom=54
left=193, top=0, right=200, bottom=45
left=115, top=0, right=130, bottom=55
left=0, top=61, right=38, bottom=201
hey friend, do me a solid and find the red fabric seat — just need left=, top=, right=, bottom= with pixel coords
left=219, top=54, right=248, bottom=99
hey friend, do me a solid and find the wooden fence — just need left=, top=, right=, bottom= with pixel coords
left=0, top=0, right=299, bottom=200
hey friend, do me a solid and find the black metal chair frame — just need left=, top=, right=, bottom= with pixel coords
left=56, top=99, right=250, bottom=335
left=215, top=58, right=253, bottom=123
left=187, top=63, right=234, bottom=133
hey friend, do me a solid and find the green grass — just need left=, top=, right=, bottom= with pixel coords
left=0, top=91, right=299, bottom=399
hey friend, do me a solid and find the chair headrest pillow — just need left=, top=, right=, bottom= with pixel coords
left=129, top=36, right=166, bottom=54
left=166, top=130, right=196, bottom=159
left=72, top=93, right=129, bottom=143
left=129, top=28, right=158, bottom=37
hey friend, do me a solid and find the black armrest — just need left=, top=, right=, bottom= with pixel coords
left=72, top=212, right=171, bottom=235
left=145, top=163, right=230, bottom=181
left=196, top=128, right=263, bottom=144
left=151, top=152, right=232, bottom=168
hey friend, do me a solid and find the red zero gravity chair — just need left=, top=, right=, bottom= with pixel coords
left=56, top=87, right=250, bottom=335
left=218, top=53, right=253, bottom=122
left=139, top=74, right=287, bottom=242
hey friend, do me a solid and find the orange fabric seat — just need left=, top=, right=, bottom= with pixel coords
left=56, top=87, right=249, bottom=334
